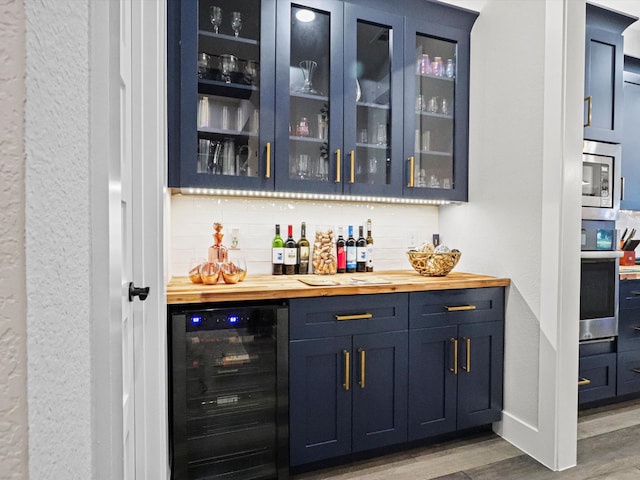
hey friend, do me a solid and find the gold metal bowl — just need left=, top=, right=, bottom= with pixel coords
left=407, top=250, right=461, bottom=276
left=200, top=262, right=221, bottom=284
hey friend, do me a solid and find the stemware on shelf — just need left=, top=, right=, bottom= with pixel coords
left=231, top=11, right=243, bottom=37
left=298, top=60, right=318, bottom=94
left=210, top=6, right=223, bottom=34
left=219, top=54, right=238, bottom=83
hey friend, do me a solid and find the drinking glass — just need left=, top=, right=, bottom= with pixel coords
left=197, top=52, right=210, bottom=79
left=376, top=124, right=387, bottom=145
left=297, top=154, right=310, bottom=179
left=231, top=12, right=242, bottom=37
left=445, top=58, right=455, bottom=78
left=210, top=6, right=222, bottom=34
left=219, top=54, right=237, bottom=83
left=426, top=96, right=439, bottom=113
left=197, top=139, right=210, bottom=173
left=244, top=60, right=258, bottom=84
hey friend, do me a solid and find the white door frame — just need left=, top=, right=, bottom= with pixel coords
left=90, top=1, right=168, bottom=478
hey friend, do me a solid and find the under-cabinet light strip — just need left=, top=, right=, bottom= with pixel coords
left=178, top=188, right=454, bottom=205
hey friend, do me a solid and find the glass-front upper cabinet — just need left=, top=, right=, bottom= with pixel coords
left=342, top=5, right=404, bottom=197
left=169, top=0, right=276, bottom=190
left=403, top=18, right=471, bottom=202
left=275, top=0, right=344, bottom=194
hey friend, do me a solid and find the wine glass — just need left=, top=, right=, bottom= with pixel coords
left=219, top=54, right=238, bottom=83
left=231, top=12, right=242, bottom=37
left=210, top=6, right=222, bottom=34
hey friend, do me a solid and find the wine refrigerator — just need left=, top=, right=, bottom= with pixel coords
left=169, top=302, right=289, bottom=479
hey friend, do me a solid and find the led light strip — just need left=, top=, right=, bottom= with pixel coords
left=177, top=188, right=455, bottom=205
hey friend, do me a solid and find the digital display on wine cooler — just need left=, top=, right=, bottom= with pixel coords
left=190, top=315, right=202, bottom=325
left=228, top=315, right=239, bottom=325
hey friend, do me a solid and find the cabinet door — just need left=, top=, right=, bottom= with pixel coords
left=456, top=321, right=503, bottom=430
left=584, top=26, right=624, bottom=143
left=617, top=350, right=640, bottom=396
left=621, top=76, right=640, bottom=210
left=351, top=330, right=408, bottom=451
left=342, top=4, right=404, bottom=197
left=403, top=18, right=470, bottom=201
left=289, top=336, right=352, bottom=466
left=170, top=0, right=277, bottom=190
left=275, top=0, right=344, bottom=194
left=408, top=326, right=457, bottom=440
left=578, top=353, right=616, bottom=404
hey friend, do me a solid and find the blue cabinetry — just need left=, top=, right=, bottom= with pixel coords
left=408, top=288, right=504, bottom=440
left=584, top=3, right=636, bottom=144
left=617, top=280, right=640, bottom=396
left=621, top=58, right=640, bottom=211
left=168, top=0, right=477, bottom=201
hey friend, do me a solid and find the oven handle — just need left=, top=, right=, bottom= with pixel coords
left=580, top=251, right=623, bottom=260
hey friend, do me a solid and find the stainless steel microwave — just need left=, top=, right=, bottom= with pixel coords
left=582, top=140, right=620, bottom=221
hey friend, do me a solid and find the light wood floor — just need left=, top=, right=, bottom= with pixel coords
left=293, top=398, right=640, bottom=480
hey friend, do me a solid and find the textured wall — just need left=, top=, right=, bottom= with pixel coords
left=25, top=0, right=93, bottom=477
left=0, top=0, right=28, bottom=478
left=170, top=195, right=440, bottom=277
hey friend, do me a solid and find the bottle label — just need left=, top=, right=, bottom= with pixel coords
left=346, top=246, right=357, bottom=268
left=299, top=246, right=310, bottom=262
left=272, top=247, right=284, bottom=264
left=366, top=246, right=374, bottom=267
left=337, top=246, right=346, bottom=269
left=357, top=246, right=367, bottom=262
left=284, top=247, right=297, bottom=265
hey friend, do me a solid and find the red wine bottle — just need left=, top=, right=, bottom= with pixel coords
left=356, top=225, right=367, bottom=272
left=346, top=225, right=357, bottom=273
left=336, top=226, right=346, bottom=273
left=284, top=224, right=297, bottom=275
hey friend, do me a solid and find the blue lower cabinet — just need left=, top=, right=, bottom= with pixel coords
left=617, top=350, right=640, bottom=396
left=289, top=330, right=408, bottom=467
left=578, top=353, right=617, bottom=404
left=408, top=321, right=503, bottom=441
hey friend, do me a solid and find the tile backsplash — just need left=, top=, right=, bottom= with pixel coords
left=169, top=194, right=440, bottom=277
left=618, top=210, right=640, bottom=243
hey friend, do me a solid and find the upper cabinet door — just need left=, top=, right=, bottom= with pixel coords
left=169, top=0, right=276, bottom=190
left=342, top=5, right=404, bottom=197
left=403, top=19, right=471, bottom=202
left=275, top=0, right=344, bottom=194
left=584, top=3, right=637, bottom=144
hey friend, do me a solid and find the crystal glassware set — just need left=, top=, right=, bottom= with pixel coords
left=210, top=6, right=242, bottom=37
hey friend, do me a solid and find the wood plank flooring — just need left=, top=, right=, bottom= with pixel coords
left=292, top=398, right=640, bottom=480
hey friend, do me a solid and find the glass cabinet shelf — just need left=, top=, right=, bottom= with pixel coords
left=198, top=30, right=259, bottom=46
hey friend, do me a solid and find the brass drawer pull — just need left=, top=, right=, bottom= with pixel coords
left=584, top=96, right=592, bottom=127
left=349, top=150, right=355, bottom=184
left=578, top=377, right=591, bottom=386
left=450, top=338, right=458, bottom=375
left=343, top=350, right=350, bottom=391
left=632, top=368, right=640, bottom=375
left=335, top=313, right=373, bottom=321
left=407, top=156, right=415, bottom=188
left=265, top=142, right=271, bottom=178
left=445, top=305, right=477, bottom=312
left=463, top=337, right=471, bottom=372
left=335, top=149, right=341, bottom=183
left=358, top=348, right=366, bottom=388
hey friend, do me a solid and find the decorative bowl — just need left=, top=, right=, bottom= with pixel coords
left=407, top=250, right=461, bottom=277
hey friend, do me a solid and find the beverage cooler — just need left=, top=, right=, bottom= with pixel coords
left=169, top=302, right=289, bottom=480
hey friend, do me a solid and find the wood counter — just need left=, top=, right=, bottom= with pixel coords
left=167, top=270, right=511, bottom=304
left=620, top=265, right=640, bottom=280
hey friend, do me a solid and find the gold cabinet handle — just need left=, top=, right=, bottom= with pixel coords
left=445, top=305, right=477, bottom=312
left=407, top=156, right=415, bottom=188
left=349, top=150, right=355, bottom=184
left=463, top=337, right=471, bottom=372
left=335, top=149, right=341, bottom=183
left=358, top=348, right=366, bottom=388
left=343, top=350, right=350, bottom=391
left=265, top=142, right=271, bottom=179
left=578, top=377, right=591, bottom=386
left=450, top=338, right=458, bottom=375
left=584, top=96, right=592, bottom=127
left=335, top=313, right=373, bottom=321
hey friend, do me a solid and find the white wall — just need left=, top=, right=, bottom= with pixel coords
left=439, top=0, right=584, bottom=471
left=0, top=0, right=28, bottom=478
left=169, top=195, right=439, bottom=277
left=25, top=1, right=93, bottom=477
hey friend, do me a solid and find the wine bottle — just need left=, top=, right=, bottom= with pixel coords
left=284, top=224, right=297, bottom=275
left=272, top=224, right=284, bottom=275
left=366, top=219, right=374, bottom=272
left=356, top=225, right=367, bottom=272
left=346, top=225, right=357, bottom=273
left=297, top=222, right=310, bottom=274
left=336, top=226, right=346, bottom=273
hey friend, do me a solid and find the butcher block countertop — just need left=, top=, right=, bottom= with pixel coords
left=166, top=270, right=511, bottom=304
left=620, top=265, right=640, bottom=280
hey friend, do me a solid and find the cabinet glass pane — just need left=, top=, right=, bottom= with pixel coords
left=289, top=6, right=331, bottom=182
left=196, top=0, right=261, bottom=177
left=355, top=21, right=391, bottom=185
left=414, top=35, right=456, bottom=189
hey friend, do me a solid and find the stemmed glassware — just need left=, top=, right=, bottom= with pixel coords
left=231, top=12, right=242, bottom=37
left=210, top=6, right=222, bottom=34
left=299, top=60, right=318, bottom=94
left=219, top=54, right=238, bottom=83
